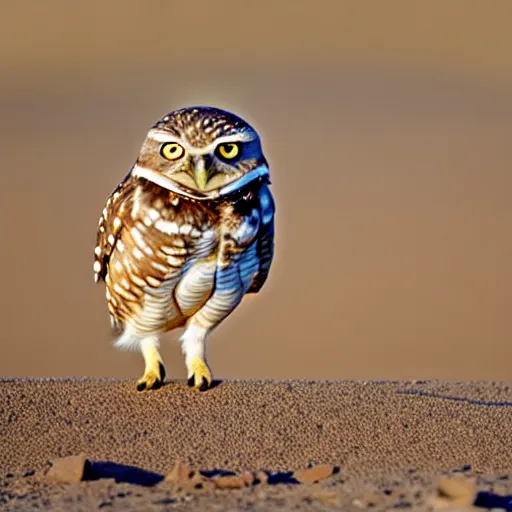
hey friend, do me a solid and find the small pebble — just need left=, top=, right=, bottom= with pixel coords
left=212, top=475, right=248, bottom=489
left=434, top=475, right=477, bottom=508
left=293, top=464, right=337, bottom=483
left=46, top=454, right=89, bottom=483
left=164, top=462, right=213, bottom=490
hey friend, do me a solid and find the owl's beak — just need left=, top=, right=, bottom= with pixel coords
left=193, top=156, right=211, bottom=190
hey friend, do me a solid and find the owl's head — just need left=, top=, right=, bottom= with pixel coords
left=131, top=106, right=269, bottom=200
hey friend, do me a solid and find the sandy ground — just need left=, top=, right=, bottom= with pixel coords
left=1, top=379, right=511, bottom=510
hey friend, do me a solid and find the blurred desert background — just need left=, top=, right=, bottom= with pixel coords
left=0, top=1, right=511, bottom=382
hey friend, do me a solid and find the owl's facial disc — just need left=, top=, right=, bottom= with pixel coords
left=156, top=132, right=262, bottom=194
left=132, top=115, right=269, bottom=200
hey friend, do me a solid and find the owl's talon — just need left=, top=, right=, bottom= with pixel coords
left=199, top=377, right=210, bottom=392
left=187, top=375, right=211, bottom=392
left=136, top=363, right=166, bottom=391
left=136, top=374, right=162, bottom=391
left=187, top=358, right=212, bottom=391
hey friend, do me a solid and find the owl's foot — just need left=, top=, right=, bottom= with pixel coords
left=136, top=362, right=166, bottom=391
left=187, top=358, right=212, bottom=392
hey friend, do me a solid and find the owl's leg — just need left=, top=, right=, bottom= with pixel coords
left=180, top=265, right=244, bottom=391
left=180, top=323, right=211, bottom=391
left=136, top=335, right=166, bottom=391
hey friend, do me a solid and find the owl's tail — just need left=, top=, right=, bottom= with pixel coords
left=114, top=328, right=145, bottom=351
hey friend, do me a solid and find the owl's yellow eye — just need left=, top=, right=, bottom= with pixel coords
left=216, top=143, right=240, bottom=160
left=160, top=142, right=185, bottom=161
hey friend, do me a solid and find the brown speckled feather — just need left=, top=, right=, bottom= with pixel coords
left=95, top=174, right=221, bottom=332
left=94, top=174, right=137, bottom=283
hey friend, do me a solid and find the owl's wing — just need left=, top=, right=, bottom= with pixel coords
left=248, top=184, right=275, bottom=294
left=93, top=173, right=137, bottom=283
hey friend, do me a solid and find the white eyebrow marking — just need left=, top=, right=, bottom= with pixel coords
left=212, top=133, right=254, bottom=145
left=147, top=130, right=181, bottom=143
left=146, top=130, right=255, bottom=154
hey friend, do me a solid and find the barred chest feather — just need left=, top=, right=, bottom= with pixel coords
left=95, top=177, right=269, bottom=335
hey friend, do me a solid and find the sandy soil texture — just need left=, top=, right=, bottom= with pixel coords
left=1, top=379, right=511, bottom=510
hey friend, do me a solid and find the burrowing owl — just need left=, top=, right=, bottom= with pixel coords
left=93, top=106, right=275, bottom=391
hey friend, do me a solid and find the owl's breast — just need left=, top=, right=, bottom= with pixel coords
left=104, top=186, right=220, bottom=330
left=104, top=182, right=270, bottom=334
